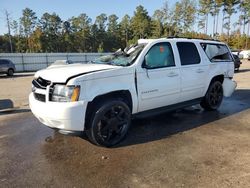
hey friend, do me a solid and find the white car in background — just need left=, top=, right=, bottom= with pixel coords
left=231, top=50, right=243, bottom=59
left=239, top=50, right=250, bottom=59
left=48, top=60, right=74, bottom=68
left=29, top=38, right=236, bottom=147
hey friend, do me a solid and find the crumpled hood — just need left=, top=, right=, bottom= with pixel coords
left=35, top=63, right=117, bottom=83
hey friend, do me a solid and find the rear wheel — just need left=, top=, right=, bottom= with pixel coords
left=200, top=81, right=223, bottom=111
left=7, top=69, right=14, bottom=76
left=86, top=99, right=131, bottom=147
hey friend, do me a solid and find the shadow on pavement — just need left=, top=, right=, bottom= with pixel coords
left=114, top=89, right=250, bottom=147
left=0, top=108, right=31, bottom=115
left=235, top=68, right=250, bottom=74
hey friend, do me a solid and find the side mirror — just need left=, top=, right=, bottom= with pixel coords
left=142, top=55, right=149, bottom=69
left=142, top=61, right=147, bottom=69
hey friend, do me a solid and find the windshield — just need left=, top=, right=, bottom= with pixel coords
left=91, top=44, right=145, bottom=66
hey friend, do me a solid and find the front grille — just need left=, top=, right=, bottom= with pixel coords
left=34, top=93, right=46, bottom=102
left=32, top=77, right=51, bottom=89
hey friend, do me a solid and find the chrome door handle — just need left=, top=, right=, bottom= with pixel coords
left=196, top=69, right=204, bottom=73
left=167, top=72, right=178, bottom=77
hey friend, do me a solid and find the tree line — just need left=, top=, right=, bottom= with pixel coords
left=1, top=0, right=250, bottom=53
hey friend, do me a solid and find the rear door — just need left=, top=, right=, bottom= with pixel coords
left=137, top=42, right=181, bottom=112
left=176, top=42, right=209, bottom=102
left=0, top=60, right=9, bottom=72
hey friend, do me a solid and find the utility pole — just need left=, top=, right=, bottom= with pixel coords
left=4, top=10, right=13, bottom=53
left=246, top=19, right=250, bottom=49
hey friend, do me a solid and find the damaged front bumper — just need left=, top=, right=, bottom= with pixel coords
left=29, top=93, right=87, bottom=132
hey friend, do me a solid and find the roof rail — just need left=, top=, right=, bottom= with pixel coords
left=167, top=36, right=220, bottom=42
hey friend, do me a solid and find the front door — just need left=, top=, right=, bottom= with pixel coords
left=137, top=42, right=181, bottom=112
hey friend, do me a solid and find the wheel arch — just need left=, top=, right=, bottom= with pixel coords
left=203, top=74, right=224, bottom=97
left=210, top=74, right=224, bottom=84
left=85, top=90, right=133, bottom=130
left=8, top=67, right=14, bottom=72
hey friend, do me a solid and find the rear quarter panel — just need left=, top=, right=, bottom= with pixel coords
left=196, top=42, right=234, bottom=96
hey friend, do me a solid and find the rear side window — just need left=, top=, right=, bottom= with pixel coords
left=0, top=60, right=9, bottom=65
left=177, top=42, right=201, bottom=65
left=200, top=43, right=232, bottom=62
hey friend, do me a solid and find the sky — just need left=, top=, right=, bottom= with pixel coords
left=0, top=0, right=239, bottom=35
left=0, top=0, right=175, bottom=34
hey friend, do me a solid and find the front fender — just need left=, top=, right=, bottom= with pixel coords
left=83, top=74, right=138, bottom=114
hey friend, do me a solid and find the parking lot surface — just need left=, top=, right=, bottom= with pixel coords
left=0, top=62, right=250, bottom=188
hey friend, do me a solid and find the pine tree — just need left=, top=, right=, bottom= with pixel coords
left=152, top=9, right=164, bottom=38
left=119, top=15, right=131, bottom=47
left=223, top=0, right=240, bottom=38
left=171, top=2, right=183, bottom=35
left=181, top=0, right=196, bottom=33
left=107, top=14, right=120, bottom=50
left=130, top=5, right=151, bottom=40
left=198, top=0, right=212, bottom=34
left=20, top=8, right=37, bottom=52
left=39, top=12, right=62, bottom=52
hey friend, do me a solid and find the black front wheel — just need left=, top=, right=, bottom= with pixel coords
left=7, top=69, right=14, bottom=76
left=86, top=99, right=131, bottom=147
left=201, top=81, right=223, bottom=111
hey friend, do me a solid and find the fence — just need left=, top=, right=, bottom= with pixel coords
left=0, top=53, right=110, bottom=72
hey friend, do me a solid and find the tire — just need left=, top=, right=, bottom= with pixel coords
left=7, top=69, right=14, bottom=76
left=86, top=99, right=131, bottom=147
left=200, top=81, right=223, bottom=111
left=234, top=68, right=239, bottom=72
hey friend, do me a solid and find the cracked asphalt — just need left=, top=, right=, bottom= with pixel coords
left=0, top=61, right=250, bottom=188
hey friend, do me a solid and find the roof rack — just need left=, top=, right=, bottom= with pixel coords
left=167, top=36, right=220, bottom=42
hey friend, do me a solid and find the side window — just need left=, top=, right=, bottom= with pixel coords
left=177, top=42, right=201, bottom=65
left=144, top=42, right=175, bottom=69
left=200, top=43, right=232, bottom=62
left=0, top=60, right=8, bottom=65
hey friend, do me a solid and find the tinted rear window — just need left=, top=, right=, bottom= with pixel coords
left=200, top=43, right=232, bottom=62
left=0, top=60, right=9, bottom=65
left=177, top=42, right=201, bottom=65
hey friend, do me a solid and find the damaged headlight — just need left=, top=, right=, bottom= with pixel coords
left=51, top=85, right=80, bottom=102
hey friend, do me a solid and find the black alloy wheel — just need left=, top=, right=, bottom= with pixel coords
left=87, top=100, right=131, bottom=147
left=201, top=81, right=223, bottom=111
left=7, top=69, right=14, bottom=76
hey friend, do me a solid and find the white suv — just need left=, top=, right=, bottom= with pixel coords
left=29, top=38, right=236, bottom=147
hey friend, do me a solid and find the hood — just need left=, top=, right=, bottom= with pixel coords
left=35, top=63, right=117, bottom=83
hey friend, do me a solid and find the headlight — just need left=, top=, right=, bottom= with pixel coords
left=51, top=85, right=80, bottom=102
